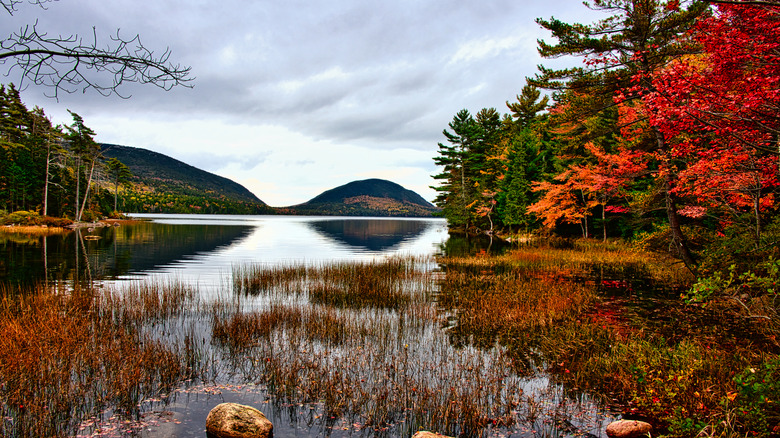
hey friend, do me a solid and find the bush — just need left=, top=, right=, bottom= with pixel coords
left=728, top=357, right=780, bottom=435
left=0, top=211, right=72, bottom=227
left=2, top=210, right=40, bottom=225
left=39, top=216, right=73, bottom=228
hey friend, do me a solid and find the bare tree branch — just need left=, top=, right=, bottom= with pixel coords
left=2, top=0, right=54, bottom=16
left=1, top=1, right=193, bottom=99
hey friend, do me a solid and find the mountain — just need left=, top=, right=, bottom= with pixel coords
left=285, top=179, right=439, bottom=217
left=100, top=144, right=269, bottom=214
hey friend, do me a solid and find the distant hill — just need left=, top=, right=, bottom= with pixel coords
left=285, top=179, right=439, bottom=217
left=100, top=144, right=269, bottom=214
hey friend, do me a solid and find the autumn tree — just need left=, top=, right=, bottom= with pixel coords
left=646, top=2, right=780, bottom=244
left=532, top=0, right=707, bottom=269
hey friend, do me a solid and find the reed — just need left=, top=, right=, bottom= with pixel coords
left=0, top=225, right=70, bottom=236
left=97, top=279, right=197, bottom=324
left=233, top=256, right=435, bottom=309
left=212, top=255, right=609, bottom=437
left=0, top=284, right=197, bottom=437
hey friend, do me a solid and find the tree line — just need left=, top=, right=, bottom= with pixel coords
left=0, top=84, right=131, bottom=221
left=432, top=0, right=779, bottom=274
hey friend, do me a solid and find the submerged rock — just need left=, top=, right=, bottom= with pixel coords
left=206, top=403, right=273, bottom=438
left=412, top=432, right=454, bottom=438
left=606, top=419, right=652, bottom=438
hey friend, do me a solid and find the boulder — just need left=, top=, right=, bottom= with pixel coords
left=412, top=432, right=454, bottom=438
left=206, top=403, right=273, bottom=438
left=606, top=419, right=652, bottom=438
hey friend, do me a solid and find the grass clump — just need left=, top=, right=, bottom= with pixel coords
left=0, top=285, right=193, bottom=437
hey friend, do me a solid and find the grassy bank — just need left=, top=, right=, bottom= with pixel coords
left=1, top=244, right=777, bottom=437
left=437, top=241, right=779, bottom=437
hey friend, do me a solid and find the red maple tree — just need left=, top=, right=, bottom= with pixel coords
left=645, top=2, right=780, bottom=241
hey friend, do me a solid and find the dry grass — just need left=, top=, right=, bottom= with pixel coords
left=0, top=225, right=70, bottom=237
left=0, top=286, right=193, bottom=437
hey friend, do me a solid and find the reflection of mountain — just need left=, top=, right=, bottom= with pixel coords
left=307, top=219, right=433, bottom=252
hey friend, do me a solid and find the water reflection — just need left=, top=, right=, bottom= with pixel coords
left=0, top=215, right=448, bottom=287
left=306, top=218, right=434, bottom=252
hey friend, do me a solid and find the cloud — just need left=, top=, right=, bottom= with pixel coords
left=5, top=0, right=601, bottom=206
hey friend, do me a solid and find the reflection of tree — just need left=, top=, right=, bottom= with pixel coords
left=307, top=219, right=433, bottom=252
left=0, top=222, right=255, bottom=286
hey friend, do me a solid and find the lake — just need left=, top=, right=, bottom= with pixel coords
left=0, top=215, right=617, bottom=437
left=0, top=214, right=448, bottom=287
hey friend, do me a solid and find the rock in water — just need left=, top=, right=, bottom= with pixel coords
left=412, top=432, right=454, bottom=438
left=206, top=403, right=273, bottom=438
left=606, top=419, right=652, bottom=438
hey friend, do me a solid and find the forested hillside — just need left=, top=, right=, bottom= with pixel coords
left=0, top=85, right=270, bottom=220
left=285, top=178, right=438, bottom=217
left=101, top=144, right=270, bottom=214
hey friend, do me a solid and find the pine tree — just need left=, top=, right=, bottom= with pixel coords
left=106, top=157, right=131, bottom=213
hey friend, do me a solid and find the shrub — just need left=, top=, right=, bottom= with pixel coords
left=2, top=210, right=40, bottom=225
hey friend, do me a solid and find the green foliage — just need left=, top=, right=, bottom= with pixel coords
left=687, top=257, right=780, bottom=305
left=2, top=210, right=39, bottom=225
left=686, top=268, right=735, bottom=304
left=729, top=357, right=780, bottom=435
left=432, top=84, right=552, bottom=233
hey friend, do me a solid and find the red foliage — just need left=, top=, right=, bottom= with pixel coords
left=645, top=3, right=780, bottom=224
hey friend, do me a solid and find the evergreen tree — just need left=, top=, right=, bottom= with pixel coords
left=66, top=111, right=101, bottom=221
left=106, top=157, right=131, bottom=213
left=432, top=109, right=479, bottom=231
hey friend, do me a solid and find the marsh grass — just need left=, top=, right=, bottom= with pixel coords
left=0, top=285, right=194, bottom=437
left=444, top=240, right=692, bottom=287
left=216, top=255, right=613, bottom=437
left=233, top=256, right=433, bottom=309
left=436, top=242, right=776, bottom=436
left=0, top=225, right=70, bottom=237
left=98, top=279, right=197, bottom=323
left=0, top=249, right=650, bottom=438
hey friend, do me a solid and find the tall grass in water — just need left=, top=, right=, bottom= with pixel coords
left=233, top=256, right=433, bottom=309
left=218, top=255, right=610, bottom=437
left=442, top=240, right=692, bottom=286
left=0, top=283, right=199, bottom=437
left=98, top=279, right=196, bottom=323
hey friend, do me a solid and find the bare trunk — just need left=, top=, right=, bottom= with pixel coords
left=77, top=159, right=96, bottom=222
left=651, top=126, right=697, bottom=273
left=663, top=172, right=697, bottom=272
left=602, top=200, right=607, bottom=243
left=75, top=158, right=80, bottom=220
left=754, top=191, right=762, bottom=243
left=113, top=173, right=119, bottom=212
left=43, top=144, right=51, bottom=216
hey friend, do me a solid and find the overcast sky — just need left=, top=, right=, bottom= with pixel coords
left=3, top=1, right=601, bottom=207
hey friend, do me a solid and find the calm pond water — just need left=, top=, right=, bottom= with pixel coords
left=1, top=215, right=617, bottom=437
left=0, top=214, right=448, bottom=287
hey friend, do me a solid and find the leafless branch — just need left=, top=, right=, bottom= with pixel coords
left=1, top=2, right=193, bottom=98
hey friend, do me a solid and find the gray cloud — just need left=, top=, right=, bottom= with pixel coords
left=2, top=0, right=603, bottom=203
